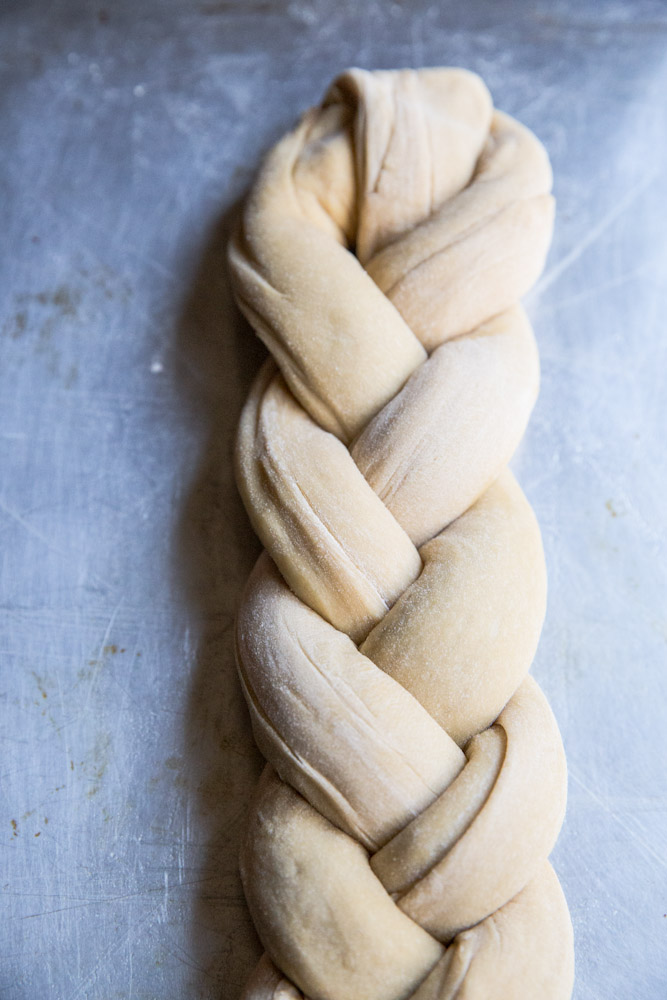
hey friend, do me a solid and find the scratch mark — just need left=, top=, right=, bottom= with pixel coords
left=570, top=769, right=667, bottom=874
left=163, top=939, right=209, bottom=976
left=0, top=497, right=71, bottom=561
left=536, top=169, right=660, bottom=296
left=128, top=921, right=134, bottom=1000
left=160, top=869, right=170, bottom=926
left=64, top=909, right=153, bottom=1000
left=36, top=196, right=177, bottom=284
left=82, top=596, right=124, bottom=715
left=533, top=264, right=652, bottom=316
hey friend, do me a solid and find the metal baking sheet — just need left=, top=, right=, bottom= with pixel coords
left=2, top=1, right=666, bottom=997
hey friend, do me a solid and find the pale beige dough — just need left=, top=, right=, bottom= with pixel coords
left=230, top=66, right=573, bottom=1000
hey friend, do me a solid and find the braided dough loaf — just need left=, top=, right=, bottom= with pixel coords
left=230, top=67, right=574, bottom=1000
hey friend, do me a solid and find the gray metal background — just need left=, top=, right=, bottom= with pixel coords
left=1, top=1, right=666, bottom=997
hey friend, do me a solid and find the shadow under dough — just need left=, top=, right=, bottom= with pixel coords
left=172, top=200, right=267, bottom=997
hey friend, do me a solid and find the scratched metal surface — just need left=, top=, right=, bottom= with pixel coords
left=1, top=1, right=666, bottom=997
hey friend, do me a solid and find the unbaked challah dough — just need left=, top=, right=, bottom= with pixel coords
left=230, top=67, right=574, bottom=1000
